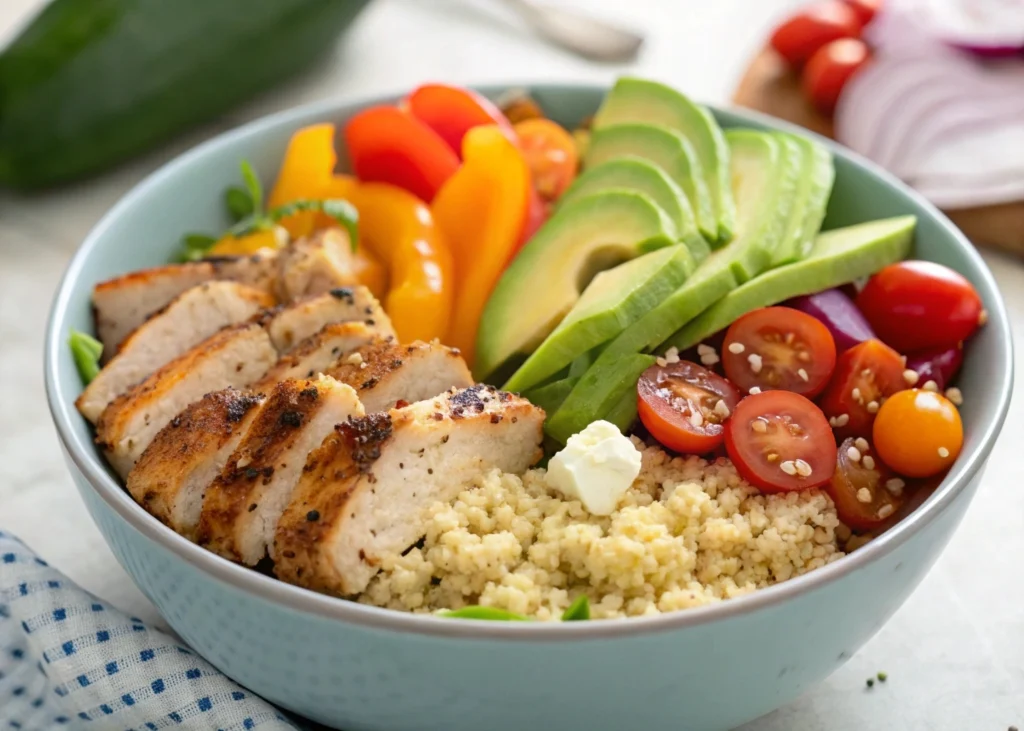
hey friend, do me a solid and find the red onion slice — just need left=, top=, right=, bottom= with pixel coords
left=784, top=289, right=876, bottom=353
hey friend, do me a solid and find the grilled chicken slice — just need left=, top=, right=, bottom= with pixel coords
left=254, top=321, right=389, bottom=389
left=325, top=339, right=473, bottom=413
left=92, top=251, right=280, bottom=359
left=276, top=228, right=363, bottom=301
left=273, top=386, right=544, bottom=595
left=264, top=287, right=395, bottom=353
left=196, top=377, right=364, bottom=565
left=96, top=322, right=276, bottom=478
left=126, top=389, right=267, bottom=539
left=77, top=282, right=273, bottom=423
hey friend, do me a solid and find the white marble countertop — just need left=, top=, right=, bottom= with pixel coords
left=1, top=1, right=1022, bottom=729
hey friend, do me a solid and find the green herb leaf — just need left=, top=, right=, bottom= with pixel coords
left=176, top=233, right=218, bottom=262
left=561, top=595, right=590, bottom=621
left=225, top=185, right=254, bottom=222
left=239, top=160, right=263, bottom=215
left=69, top=330, right=103, bottom=384
left=268, top=198, right=359, bottom=252
left=440, top=606, right=530, bottom=621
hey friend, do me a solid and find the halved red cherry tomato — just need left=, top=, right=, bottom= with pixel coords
left=724, top=391, right=836, bottom=492
left=513, top=118, right=579, bottom=203
left=512, top=185, right=549, bottom=259
left=843, top=0, right=882, bottom=25
left=827, top=437, right=904, bottom=531
left=873, top=389, right=963, bottom=478
left=721, top=307, right=837, bottom=398
left=406, top=84, right=515, bottom=159
left=770, top=0, right=863, bottom=67
left=637, top=361, right=741, bottom=455
left=344, top=106, right=460, bottom=202
left=818, top=339, right=906, bottom=440
left=856, top=261, right=985, bottom=353
left=802, top=38, right=871, bottom=114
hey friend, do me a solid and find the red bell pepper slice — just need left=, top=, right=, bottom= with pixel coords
left=406, top=84, right=515, bottom=159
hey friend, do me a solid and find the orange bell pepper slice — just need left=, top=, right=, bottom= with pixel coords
left=346, top=183, right=454, bottom=342
left=431, top=125, right=530, bottom=364
left=206, top=227, right=285, bottom=257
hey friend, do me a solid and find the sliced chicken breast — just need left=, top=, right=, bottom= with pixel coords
left=77, top=282, right=274, bottom=423
left=264, top=287, right=395, bottom=353
left=93, top=251, right=280, bottom=359
left=96, top=322, right=277, bottom=478
left=276, top=228, right=362, bottom=301
left=127, top=389, right=267, bottom=539
left=325, top=339, right=473, bottom=413
left=273, top=386, right=544, bottom=595
left=254, top=321, right=389, bottom=389
left=196, top=376, right=364, bottom=565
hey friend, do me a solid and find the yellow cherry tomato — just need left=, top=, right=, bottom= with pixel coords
left=872, top=389, right=963, bottom=478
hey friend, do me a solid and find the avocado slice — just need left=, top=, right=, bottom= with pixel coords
left=558, top=156, right=707, bottom=258
left=524, top=376, right=580, bottom=415
left=503, top=245, right=694, bottom=393
left=667, top=216, right=917, bottom=350
left=585, top=123, right=717, bottom=243
left=770, top=133, right=835, bottom=266
left=545, top=354, right=656, bottom=444
left=475, top=190, right=678, bottom=382
left=593, top=77, right=736, bottom=244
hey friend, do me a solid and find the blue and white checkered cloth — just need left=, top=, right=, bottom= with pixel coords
left=0, top=530, right=307, bottom=731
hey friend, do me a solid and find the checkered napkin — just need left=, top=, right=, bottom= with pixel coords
left=0, top=530, right=303, bottom=731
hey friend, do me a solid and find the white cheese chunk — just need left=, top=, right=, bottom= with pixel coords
left=545, top=420, right=642, bottom=516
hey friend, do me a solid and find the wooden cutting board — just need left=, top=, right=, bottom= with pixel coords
left=733, top=47, right=1024, bottom=258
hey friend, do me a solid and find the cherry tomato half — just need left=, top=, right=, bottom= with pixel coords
left=637, top=361, right=741, bottom=455
left=802, top=38, right=871, bottom=114
left=724, top=391, right=836, bottom=492
left=856, top=261, right=985, bottom=353
left=513, top=118, right=579, bottom=203
left=873, top=389, right=963, bottom=478
left=344, top=106, right=460, bottom=202
left=721, top=307, right=837, bottom=398
left=819, top=339, right=906, bottom=440
left=843, top=0, right=882, bottom=25
left=827, top=437, right=904, bottom=531
left=406, top=84, right=515, bottom=159
left=770, top=0, right=863, bottom=67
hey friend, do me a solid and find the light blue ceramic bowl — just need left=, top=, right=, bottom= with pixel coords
left=45, top=85, right=1013, bottom=731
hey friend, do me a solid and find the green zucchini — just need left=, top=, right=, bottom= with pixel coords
left=0, top=0, right=372, bottom=189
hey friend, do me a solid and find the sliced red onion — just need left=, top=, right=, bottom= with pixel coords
left=904, top=344, right=964, bottom=391
left=869, top=0, right=1024, bottom=57
left=784, top=289, right=876, bottom=353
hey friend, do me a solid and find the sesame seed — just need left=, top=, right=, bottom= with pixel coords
left=748, top=353, right=763, bottom=373
left=854, top=437, right=869, bottom=451
left=656, top=357, right=668, bottom=367
left=794, top=459, right=812, bottom=477
left=938, top=446, right=950, bottom=459
left=689, top=410, right=704, bottom=428
left=945, top=387, right=963, bottom=405
left=714, top=399, right=731, bottom=418
left=847, top=446, right=862, bottom=462
left=697, top=344, right=715, bottom=356
left=877, top=504, right=895, bottom=519
left=828, top=416, right=838, bottom=427
left=751, top=419, right=768, bottom=433
left=862, top=456, right=876, bottom=470
left=780, top=460, right=797, bottom=475
left=834, top=413, right=850, bottom=427
left=856, top=487, right=872, bottom=503
left=749, top=386, right=762, bottom=395
left=923, top=380, right=938, bottom=392
left=851, top=387, right=863, bottom=403
left=885, top=478, right=905, bottom=494
left=866, top=400, right=879, bottom=414
left=700, top=353, right=721, bottom=366
left=728, top=342, right=745, bottom=354
left=903, top=369, right=919, bottom=386
left=664, top=346, right=680, bottom=364
left=978, top=309, right=988, bottom=326
left=797, top=368, right=809, bottom=382
left=861, top=368, right=872, bottom=377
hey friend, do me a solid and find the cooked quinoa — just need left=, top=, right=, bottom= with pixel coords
left=360, top=438, right=846, bottom=620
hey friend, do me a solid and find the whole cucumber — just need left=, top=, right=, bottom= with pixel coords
left=0, top=0, right=372, bottom=189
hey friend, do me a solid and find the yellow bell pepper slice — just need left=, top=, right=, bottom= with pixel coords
left=206, top=227, right=285, bottom=257
left=431, top=125, right=530, bottom=364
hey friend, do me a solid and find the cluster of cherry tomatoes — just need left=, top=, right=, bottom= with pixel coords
left=770, top=0, right=881, bottom=115
left=637, top=260, right=985, bottom=533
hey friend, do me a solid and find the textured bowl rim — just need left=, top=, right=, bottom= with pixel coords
left=44, top=83, right=1013, bottom=641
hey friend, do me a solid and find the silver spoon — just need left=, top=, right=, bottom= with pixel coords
left=496, top=0, right=645, bottom=62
